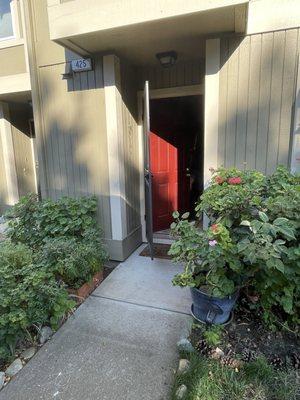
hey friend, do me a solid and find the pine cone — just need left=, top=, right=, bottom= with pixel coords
left=269, top=355, right=284, bottom=369
left=291, top=352, right=300, bottom=370
left=241, top=348, right=258, bottom=363
left=195, top=339, right=212, bottom=356
left=221, top=356, right=243, bottom=369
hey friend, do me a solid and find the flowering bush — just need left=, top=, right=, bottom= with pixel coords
left=196, top=167, right=265, bottom=227
left=171, top=166, right=300, bottom=330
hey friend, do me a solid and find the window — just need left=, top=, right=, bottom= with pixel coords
left=0, top=0, right=14, bottom=40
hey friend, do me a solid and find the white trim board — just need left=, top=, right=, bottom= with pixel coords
left=137, top=84, right=204, bottom=101
left=0, top=73, right=31, bottom=95
left=103, top=55, right=127, bottom=241
left=204, top=38, right=220, bottom=188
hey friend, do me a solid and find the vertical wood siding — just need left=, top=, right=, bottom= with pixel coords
left=11, top=125, right=35, bottom=197
left=121, top=64, right=141, bottom=235
left=137, top=59, right=204, bottom=90
left=122, top=103, right=140, bottom=234
left=38, top=56, right=112, bottom=238
left=218, top=29, right=299, bottom=173
left=10, top=106, right=36, bottom=197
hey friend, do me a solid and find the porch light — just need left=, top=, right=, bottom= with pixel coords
left=156, top=51, right=177, bottom=68
left=61, top=62, right=73, bottom=80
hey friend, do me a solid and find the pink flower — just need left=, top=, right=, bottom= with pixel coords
left=228, top=177, right=242, bottom=185
left=209, top=240, right=217, bottom=247
left=211, top=224, right=219, bottom=232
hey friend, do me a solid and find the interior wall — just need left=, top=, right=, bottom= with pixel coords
left=218, top=28, right=299, bottom=174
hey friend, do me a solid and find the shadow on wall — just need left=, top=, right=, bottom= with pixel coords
left=216, top=29, right=299, bottom=175
left=9, top=102, right=36, bottom=197
left=36, top=54, right=142, bottom=244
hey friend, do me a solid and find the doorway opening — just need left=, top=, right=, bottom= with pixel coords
left=149, top=95, right=203, bottom=235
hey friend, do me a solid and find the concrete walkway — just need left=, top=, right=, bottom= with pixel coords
left=0, top=245, right=192, bottom=400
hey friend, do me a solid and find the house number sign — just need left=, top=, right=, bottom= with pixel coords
left=71, top=58, right=92, bottom=72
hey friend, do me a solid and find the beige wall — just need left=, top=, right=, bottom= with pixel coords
left=217, top=28, right=299, bottom=174
left=0, top=45, right=27, bottom=77
left=247, top=0, right=300, bottom=34
left=47, top=0, right=247, bottom=41
left=24, top=0, right=112, bottom=241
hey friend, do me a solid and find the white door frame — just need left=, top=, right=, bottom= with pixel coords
left=137, top=84, right=204, bottom=242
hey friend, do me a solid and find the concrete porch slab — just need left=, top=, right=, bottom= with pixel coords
left=93, top=245, right=192, bottom=314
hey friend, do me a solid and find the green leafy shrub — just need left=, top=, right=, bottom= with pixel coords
left=38, top=234, right=107, bottom=289
left=265, top=165, right=300, bottom=198
left=5, top=194, right=108, bottom=288
left=197, top=167, right=265, bottom=227
left=236, top=212, right=299, bottom=329
left=0, top=242, right=74, bottom=362
left=265, top=186, right=300, bottom=238
left=6, top=194, right=99, bottom=248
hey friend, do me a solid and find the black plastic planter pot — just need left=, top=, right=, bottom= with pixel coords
left=190, top=287, right=239, bottom=325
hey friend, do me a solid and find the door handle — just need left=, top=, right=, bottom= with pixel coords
left=145, top=169, right=153, bottom=178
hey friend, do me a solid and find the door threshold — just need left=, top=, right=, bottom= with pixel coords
left=153, top=236, right=174, bottom=245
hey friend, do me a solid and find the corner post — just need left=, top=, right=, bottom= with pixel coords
left=204, top=38, right=220, bottom=188
left=103, top=55, right=127, bottom=241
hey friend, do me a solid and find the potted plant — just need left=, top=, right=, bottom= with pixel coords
left=169, top=213, right=252, bottom=324
left=170, top=166, right=299, bottom=329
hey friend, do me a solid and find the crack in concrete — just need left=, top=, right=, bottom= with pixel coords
left=90, top=293, right=191, bottom=317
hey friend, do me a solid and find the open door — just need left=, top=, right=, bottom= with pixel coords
left=143, top=81, right=154, bottom=259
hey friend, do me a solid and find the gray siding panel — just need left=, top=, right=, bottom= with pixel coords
left=235, top=36, right=250, bottom=170
left=38, top=56, right=112, bottom=238
left=10, top=105, right=36, bottom=197
left=266, top=31, right=285, bottom=175
left=225, top=38, right=240, bottom=167
left=246, top=34, right=262, bottom=170
left=218, top=29, right=299, bottom=174
left=121, top=63, right=141, bottom=235
left=255, top=32, right=273, bottom=172
left=137, top=59, right=204, bottom=90
left=218, top=39, right=229, bottom=167
left=278, top=29, right=299, bottom=166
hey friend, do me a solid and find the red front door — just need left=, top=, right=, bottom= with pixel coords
left=149, top=96, right=203, bottom=232
left=150, top=132, right=178, bottom=232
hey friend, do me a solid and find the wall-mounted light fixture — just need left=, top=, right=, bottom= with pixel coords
left=61, top=62, right=73, bottom=80
left=156, top=51, right=177, bottom=68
